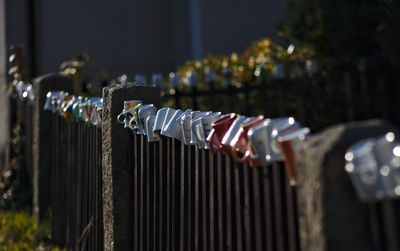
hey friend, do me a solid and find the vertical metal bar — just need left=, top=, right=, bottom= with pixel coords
left=146, top=138, right=152, bottom=251
left=225, top=155, right=233, bottom=251
left=201, top=150, right=209, bottom=251
left=381, top=201, right=400, bottom=251
left=194, top=145, right=200, bottom=251
left=75, top=122, right=82, bottom=250
left=241, top=162, right=252, bottom=251
left=233, top=161, right=243, bottom=251
left=216, top=152, right=224, bottom=251
left=262, top=164, right=275, bottom=251
left=140, top=135, right=146, bottom=251
left=99, top=127, right=104, bottom=251
left=209, top=152, right=216, bottom=251
left=272, top=162, right=288, bottom=251
left=152, top=141, right=159, bottom=251
left=285, top=170, right=300, bottom=251
left=133, top=134, right=139, bottom=251
left=93, top=126, right=98, bottom=251
left=159, top=136, right=167, bottom=251
left=171, top=139, right=177, bottom=251
left=187, top=145, right=193, bottom=250
left=166, top=138, right=172, bottom=251
left=251, top=166, right=263, bottom=251
left=179, top=142, right=186, bottom=251
left=344, top=71, right=355, bottom=121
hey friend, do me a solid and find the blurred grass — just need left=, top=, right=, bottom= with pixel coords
left=0, top=210, right=63, bottom=251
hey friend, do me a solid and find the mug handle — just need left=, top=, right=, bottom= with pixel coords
left=209, top=129, right=222, bottom=154
left=128, top=117, right=137, bottom=130
left=231, top=132, right=250, bottom=162
left=117, top=112, right=125, bottom=124
left=279, top=140, right=297, bottom=186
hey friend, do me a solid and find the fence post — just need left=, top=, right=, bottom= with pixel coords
left=32, top=73, right=73, bottom=219
left=295, top=119, right=399, bottom=251
left=102, top=83, right=160, bottom=251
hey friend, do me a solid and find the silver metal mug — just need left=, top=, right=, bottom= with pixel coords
left=161, top=109, right=184, bottom=140
left=345, top=138, right=384, bottom=201
left=146, top=115, right=160, bottom=142
left=117, top=100, right=142, bottom=124
left=192, top=116, right=207, bottom=149
left=188, top=111, right=211, bottom=145
left=371, top=132, right=400, bottom=198
left=137, top=104, right=157, bottom=135
left=153, top=108, right=170, bottom=134
left=200, top=112, right=222, bottom=148
left=246, top=117, right=297, bottom=164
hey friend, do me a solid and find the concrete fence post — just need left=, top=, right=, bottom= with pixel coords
left=296, top=119, right=399, bottom=251
left=102, top=83, right=161, bottom=251
left=32, top=73, right=73, bottom=219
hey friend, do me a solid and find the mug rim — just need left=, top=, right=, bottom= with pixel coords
left=212, top=113, right=236, bottom=127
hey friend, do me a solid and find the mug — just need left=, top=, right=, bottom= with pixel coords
left=120, top=106, right=138, bottom=129
left=180, top=112, right=194, bottom=145
left=137, top=105, right=157, bottom=135
left=200, top=112, right=222, bottom=148
left=86, top=97, right=102, bottom=123
left=44, top=91, right=62, bottom=111
left=251, top=117, right=298, bottom=163
left=128, top=104, right=154, bottom=133
left=153, top=108, right=170, bottom=134
left=90, top=100, right=103, bottom=126
left=277, top=126, right=310, bottom=186
left=230, top=116, right=265, bottom=162
left=117, top=100, right=142, bottom=124
left=192, top=115, right=207, bottom=149
left=372, top=132, right=400, bottom=198
left=221, top=116, right=252, bottom=149
left=345, top=138, right=384, bottom=201
left=146, top=115, right=160, bottom=142
left=207, top=113, right=238, bottom=154
left=161, top=109, right=184, bottom=140
left=188, top=111, right=210, bottom=145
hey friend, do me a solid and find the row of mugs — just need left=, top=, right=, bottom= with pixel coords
left=44, top=91, right=103, bottom=126
left=345, top=132, right=400, bottom=202
left=118, top=101, right=310, bottom=185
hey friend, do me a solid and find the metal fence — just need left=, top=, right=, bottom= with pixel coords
left=162, top=68, right=400, bottom=131
left=49, top=113, right=104, bottom=250
left=130, top=134, right=300, bottom=251
left=6, top=69, right=400, bottom=251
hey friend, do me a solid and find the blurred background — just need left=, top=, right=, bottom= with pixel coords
left=0, top=0, right=291, bottom=152
left=1, top=0, right=400, bottom=249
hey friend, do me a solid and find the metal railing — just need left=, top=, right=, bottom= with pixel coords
left=6, top=70, right=400, bottom=251
left=130, top=134, right=300, bottom=251
left=49, top=114, right=103, bottom=250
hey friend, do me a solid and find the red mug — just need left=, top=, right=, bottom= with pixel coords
left=231, top=115, right=264, bottom=163
left=277, top=127, right=310, bottom=186
left=207, top=113, right=237, bottom=154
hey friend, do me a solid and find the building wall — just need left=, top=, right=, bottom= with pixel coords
left=34, top=0, right=289, bottom=81
left=35, top=0, right=177, bottom=81
left=200, top=0, right=289, bottom=56
left=0, top=0, right=7, bottom=152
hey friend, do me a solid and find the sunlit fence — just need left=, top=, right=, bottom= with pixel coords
left=7, top=72, right=400, bottom=251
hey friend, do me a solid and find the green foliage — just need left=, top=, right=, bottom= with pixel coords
left=0, top=211, right=63, bottom=251
left=1, top=122, right=31, bottom=210
left=278, top=0, right=400, bottom=66
left=173, top=38, right=315, bottom=91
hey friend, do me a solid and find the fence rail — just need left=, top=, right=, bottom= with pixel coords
left=5, top=73, right=400, bottom=251
left=129, top=134, right=300, bottom=251
left=48, top=114, right=104, bottom=250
